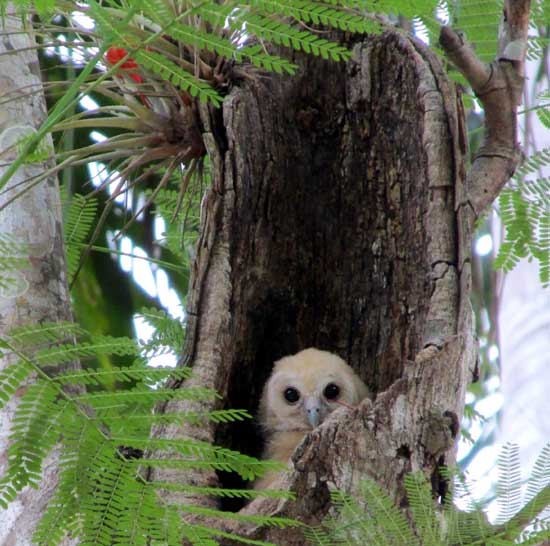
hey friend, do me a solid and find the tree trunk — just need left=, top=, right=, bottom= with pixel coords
left=151, top=30, right=477, bottom=544
left=0, top=7, right=75, bottom=546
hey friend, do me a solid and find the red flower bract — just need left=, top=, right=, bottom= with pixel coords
left=106, top=47, right=139, bottom=70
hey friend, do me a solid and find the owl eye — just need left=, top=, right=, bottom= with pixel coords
left=283, top=387, right=300, bottom=404
left=323, top=383, right=340, bottom=400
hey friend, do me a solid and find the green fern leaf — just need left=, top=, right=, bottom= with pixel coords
left=179, top=503, right=301, bottom=529
left=0, top=361, right=32, bottom=410
left=252, top=0, right=373, bottom=33
left=97, top=408, right=251, bottom=428
left=135, top=50, right=222, bottom=106
left=137, top=307, right=185, bottom=355
left=404, top=472, right=440, bottom=546
left=52, top=365, right=191, bottom=388
left=34, top=335, right=139, bottom=367
left=76, top=386, right=219, bottom=409
left=0, top=381, right=63, bottom=507
left=151, top=481, right=293, bottom=501
left=360, top=477, right=420, bottom=545
left=63, top=193, right=98, bottom=283
left=9, top=321, right=86, bottom=348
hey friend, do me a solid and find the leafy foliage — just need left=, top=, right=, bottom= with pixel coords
left=307, top=445, right=550, bottom=546
left=62, top=192, right=99, bottom=283
left=494, top=181, right=550, bottom=287
left=0, top=321, right=293, bottom=545
left=2, top=0, right=549, bottom=283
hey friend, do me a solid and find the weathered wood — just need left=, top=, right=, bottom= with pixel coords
left=151, top=30, right=475, bottom=543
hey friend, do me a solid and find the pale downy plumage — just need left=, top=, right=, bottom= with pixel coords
left=256, top=347, right=369, bottom=489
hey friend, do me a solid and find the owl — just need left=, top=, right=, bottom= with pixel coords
left=255, top=347, right=369, bottom=488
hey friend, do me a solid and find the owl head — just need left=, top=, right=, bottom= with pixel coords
left=259, top=348, right=369, bottom=436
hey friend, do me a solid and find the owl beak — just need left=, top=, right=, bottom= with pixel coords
left=304, top=397, right=322, bottom=428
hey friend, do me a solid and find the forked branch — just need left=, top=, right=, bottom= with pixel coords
left=440, top=0, right=530, bottom=217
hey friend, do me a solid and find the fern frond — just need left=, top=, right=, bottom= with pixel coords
left=139, top=456, right=283, bottom=481
left=178, top=503, right=301, bottom=529
left=33, top=432, right=84, bottom=546
left=519, top=445, right=550, bottom=520
left=8, top=321, right=86, bottom=348
left=359, top=477, right=420, bottom=545
left=495, top=179, right=550, bottom=286
left=137, top=0, right=175, bottom=26
left=239, top=44, right=298, bottom=74
left=404, top=472, right=440, bottom=546
left=116, top=437, right=283, bottom=481
left=252, top=0, right=374, bottom=33
left=97, top=408, right=251, bottom=426
left=0, top=381, right=62, bottom=507
left=137, top=307, right=185, bottom=355
left=191, top=524, right=278, bottom=546
left=80, top=445, right=132, bottom=546
left=328, top=488, right=393, bottom=545
left=135, top=50, right=222, bottom=106
left=35, top=335, right=139, bottom=366
left=302, top=525, right=334, bottom=546
left=198, top=3, right=351, bottom=61
left=243, top=14, right=352, bottom=61
left=52, top=365, right=191, bottom=387
left=76, top=386, right=219, bottom=409
left=151, top=481, right=294, bottom=500
left=515, top=147, right=550, bottom=178
left=0, top=360, right=32, bottom=410
left=63, top=192, right=98, bottom=282
left=166, top=23, right=238, bottom=59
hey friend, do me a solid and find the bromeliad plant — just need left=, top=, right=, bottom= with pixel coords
left=1, top=0, right=382, bottom=282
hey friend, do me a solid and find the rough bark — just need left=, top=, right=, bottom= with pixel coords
left=0, top=8, right=75, bottom=546
left=149, top=29, right=473, bottom=543
left=153, top=2, right=529, bottom=544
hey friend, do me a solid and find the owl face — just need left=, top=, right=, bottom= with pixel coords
left=259, top=348, right=369, bottom=435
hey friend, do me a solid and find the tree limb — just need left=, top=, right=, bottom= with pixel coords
left=439, top=0, right=530, bottom=217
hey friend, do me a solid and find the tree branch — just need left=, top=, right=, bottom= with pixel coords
left=440, top=0, right=530, bottom=217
